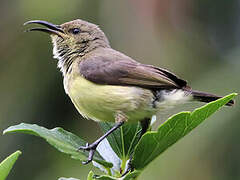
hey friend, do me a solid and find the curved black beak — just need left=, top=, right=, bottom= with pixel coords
left=23, top=20, right=64, bottom=35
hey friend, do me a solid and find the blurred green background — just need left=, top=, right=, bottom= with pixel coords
left=0, top=0, right=239, bottom=179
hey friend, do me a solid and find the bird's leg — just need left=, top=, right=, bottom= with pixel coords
left=78, top=113, right=125, bottom=165
left=122, top=118, right=150, bottom=176
left=139, top=118, right=151, bottom=137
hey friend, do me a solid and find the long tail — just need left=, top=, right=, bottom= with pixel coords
left=191, top=90, right=234, bottom=106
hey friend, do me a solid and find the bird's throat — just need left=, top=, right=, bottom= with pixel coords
left=51, top=34, right=111, bottom=76
left=52, top=39, right=72, bottom=76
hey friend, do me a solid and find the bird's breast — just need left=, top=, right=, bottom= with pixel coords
left=64, top=72, right=155, bottom=123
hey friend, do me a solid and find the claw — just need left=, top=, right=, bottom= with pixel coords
left=82, top=149, right=96, bottom=165
left=78, top=143, right=97, bottom=164
left=76, top=121, right=125, bottom=165
left=77, top=143, right=90, bottom=151
left=121, top=165, right=133, bottom=177
left=121, top=157, right=134, bottom=177
left=82, top=159, right=91, bottom=165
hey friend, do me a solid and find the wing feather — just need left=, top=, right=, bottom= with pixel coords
left=79, top=53, right=187, bottom=89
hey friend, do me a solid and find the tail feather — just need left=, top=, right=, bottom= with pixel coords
left=191, top=90, right=234, bottom=106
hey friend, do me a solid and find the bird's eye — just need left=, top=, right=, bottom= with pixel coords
left=69, top=28, right=81, bottom=35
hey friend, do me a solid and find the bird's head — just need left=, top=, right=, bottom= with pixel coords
left=24, top=19, right=110, bottom=74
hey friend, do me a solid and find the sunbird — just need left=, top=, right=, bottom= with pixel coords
left=24, top=19, right=234, bottom=167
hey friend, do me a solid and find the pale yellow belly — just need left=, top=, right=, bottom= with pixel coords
left=65, top=75, right=156, bottom=123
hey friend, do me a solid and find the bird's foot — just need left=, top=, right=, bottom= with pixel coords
left=77, top=121, right=125, bottom=165
left=78, top=142, right=98, bottom=165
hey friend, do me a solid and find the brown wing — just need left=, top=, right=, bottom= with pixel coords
left=79, top=54, right=187, bottom=90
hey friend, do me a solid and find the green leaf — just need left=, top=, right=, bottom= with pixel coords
left=58, top=178, right=80, bottom=180
left=94, top=174, right=117, bottom=180
left=94, top=139, right=121, bottom=174
left=0, top=150, right=21, bottom=180
left=92, top=170, right=140, bottom=180
left=99, top=122, right=141, bottom=160
left=132, top=93, right=237, bottom=169
left=87, top=171, right=95, bottom=180
left=123, top=171, right=141, bottom=180
left=3, top=123, right=112, bottom=168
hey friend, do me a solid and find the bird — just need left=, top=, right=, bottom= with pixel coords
left=24, top=19, right=234, bottom=167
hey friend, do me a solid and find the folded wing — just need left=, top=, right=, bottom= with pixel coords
left=79, top=54, right=187, bottom=90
